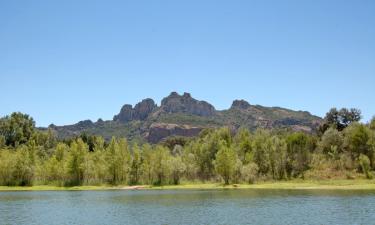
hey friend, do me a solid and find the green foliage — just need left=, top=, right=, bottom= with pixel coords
left=151, top=146, right=171, bottom=185
left=321, top=108, right=361, bottom=132
left=0, top=112, right=35, bottom=147
left=286, top=132, right=314, bottom=178
left=214, top=141, right=237, bottom=185
left=106, top=137, right=130, bottom=184
left=66, top=139, right=87, bottom=185
left=319, top=127, right=344, bottom=156
left=370, top=117, right=375, bottom=130
left=0, top=109, right=375, bottom=187
left=241, top=163, right=259, bottom=184
left=169, top=156, right=186, bottom=184
left=343, top=123, right=374, bottom=167
left=129, top=144, right=142, bottom=185
left=359, top=154, right=372, bottom=179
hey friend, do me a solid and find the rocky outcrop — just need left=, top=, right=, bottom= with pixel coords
left=133, top=98, right=157, bottom=120
left=114, top=104, right=133, bottom=122
left=160, top=92, right=215, bottom=116
left=114, top=98, right=157, bottom=122
left=231, top=100, right=251, bottom=110
left=146, top=123, right=203, bottom=143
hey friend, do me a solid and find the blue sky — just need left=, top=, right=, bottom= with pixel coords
left=1, top=0, right=374, bottom=126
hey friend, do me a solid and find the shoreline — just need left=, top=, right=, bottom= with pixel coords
left=2, top=180, right=375, bottom=191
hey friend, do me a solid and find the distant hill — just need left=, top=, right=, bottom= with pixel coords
left=48, top=92, right=322, bottom=143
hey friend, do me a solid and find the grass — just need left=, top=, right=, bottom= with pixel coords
left=2, top=179, right=375, bottom=191
left=149, top=179, right=375, bottom=190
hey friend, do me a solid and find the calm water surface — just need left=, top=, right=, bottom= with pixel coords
left=1, top=189, right=375, bottom=225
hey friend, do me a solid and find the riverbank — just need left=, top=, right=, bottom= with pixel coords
left=2, top=179, right=375, bottom=191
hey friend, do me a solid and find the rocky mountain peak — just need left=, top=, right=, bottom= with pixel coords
left=160, top=92, right=216, bottom=117
left=114, top=98, right=157, bottom=123
left=231, top=99, right=251, bottom=110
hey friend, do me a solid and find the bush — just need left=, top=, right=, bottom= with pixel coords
left=241, top=163, right=259, bottom=184
left=359, top=154, right=372, bottom=179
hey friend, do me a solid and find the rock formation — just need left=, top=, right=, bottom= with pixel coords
left=231, top=100, right=251, bottom=110
left=114, top=98, right=157, bottom=122
left=146, top=123, right=203, bottom=143
left=160, top=92, right=215, bottom=116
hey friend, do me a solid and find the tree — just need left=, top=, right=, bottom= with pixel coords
left=0, top=135, right=6, bottom=148
left=252, top=129, right=271, bottom=175
left=190, top=132, right=221, bottom=180
left=169, top=156, right=186, bottom=184
left=140, top=144, right=153, bottom=184
left=0, top=112, right=35, bottom=147
left=271, top=136, right=288, bottom=180
left=234, top=128, right=252, bottom=163
left=129, top=144, right=142, bottom=185
left=0, top=150, right=16, bottom=185
left=343, top=123, right=374, bottom=167
left=241, top=163, right=259, bottom=184
left=286, top=132, right=314, bottom=178
left=151, top=146, right=171, bottom=185
left=43, top=155, right=66, bottom=185
left=359, top=154, right=372, bottom=179
left=369, top=117, right=375, bottom=130
left=13, top=146, right=35, bottom=186
left=318, top=127, right=344, bottom=156
left=106, top=137, right=130, bottom=184
left=321, top=108, right=361, bottom=132
left=66, top=139, right=87, bottom=185
left=214, top=141, right=237, bottom=185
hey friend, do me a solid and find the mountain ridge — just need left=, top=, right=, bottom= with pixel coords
left=48, top=92, right=322, bottom=143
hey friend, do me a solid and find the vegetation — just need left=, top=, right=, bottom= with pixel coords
left=1, top=108, right=375, bottom=188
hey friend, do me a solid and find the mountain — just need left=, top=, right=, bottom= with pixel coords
left=48, top=92, right=322, bottom=143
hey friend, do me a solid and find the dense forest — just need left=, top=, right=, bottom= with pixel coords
left=0, top=108, right=374, bottom=186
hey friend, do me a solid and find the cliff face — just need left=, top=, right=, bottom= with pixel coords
left=160, top=92, right=216, bottom=117
left=50, top=92, right=323, bottom=142
left=113, top=98, right=157, bottom=122
left=146, top=123, right=203, bottom=143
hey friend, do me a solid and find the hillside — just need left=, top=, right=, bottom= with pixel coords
left=48, top=92, right=322, bottom=142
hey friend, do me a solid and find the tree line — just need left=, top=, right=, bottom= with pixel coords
left=0, top=109, right=375, bottom=186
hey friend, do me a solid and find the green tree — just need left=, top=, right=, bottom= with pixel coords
left=252, top=129, right=271, bottom=175
left=66, top=139, right=88, bottom=185
left=13, top=146, right=34, bottom=186
left=0, top=150, right=16, bottom=185
left=318, top=127, right=344, bottom=156
left=286, top=132, right=314, bottom=178
left=140, top=144, right=153, bottom=184
left=234, top=128, right=252, bottom=163
left=270, top=136, right=288, bottom=180
left=129, top=144, right=142, bottom=185
left=169, top=155, right=186, bottom=185
left=344, top=123, right=375, bottom=167
left=0, top=135, right=5, bottom=148
left=370, top=117, right=375, bottom=130
left=0, top=112, right=35, bottom=147
left=241, top=162, right=259, bottom=184
left=359, top=154, right=372, bottom=179
left=43, top=155, right=66, bottom=185
left=151, top=146, right=171, bottom=185
left=214, top=141, right=237, bottom=185
left=321, top=108, right=361, bottom=132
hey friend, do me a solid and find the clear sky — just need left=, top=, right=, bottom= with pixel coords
left=1, top=0, right=374, bottom=127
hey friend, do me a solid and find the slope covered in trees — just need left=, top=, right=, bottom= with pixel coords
left=1, top=109, right=375, bottom=187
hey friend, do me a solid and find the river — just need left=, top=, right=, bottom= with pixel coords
left=1, top=189, right=375, bottom=224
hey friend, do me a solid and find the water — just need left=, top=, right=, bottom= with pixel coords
left=1, top=189, right=375, bottom=225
